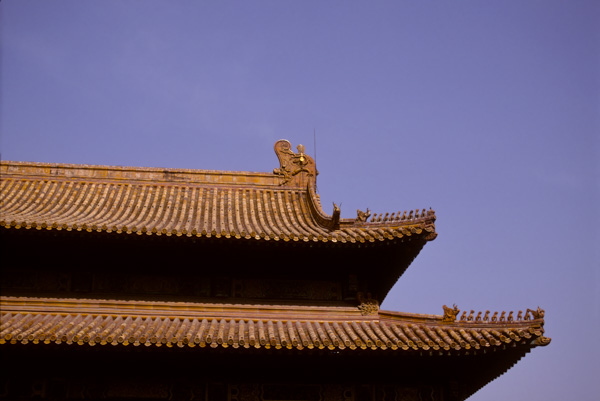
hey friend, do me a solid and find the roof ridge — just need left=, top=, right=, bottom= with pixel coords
left=0, top=296, right=363, bottom=318
left=0, top=160, right=285, bottom=188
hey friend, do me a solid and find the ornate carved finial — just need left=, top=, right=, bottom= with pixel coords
left=442, top=304, right=460, bottom=323
left=357, top=292, right=379, bottom=316
left=356, top=208, right=371, bottom=223
left=475, top=311, right=482, bottom=322
left=534, top=336, right=552, bottom=346
left=273, top=140, right=317, bottom=186
left=526, top=307, right=545, bottom=320
left=483, top=310, right=490, bottom=321
left=467, top=310, right=475, bottom=321
left=358, top=301, right=379, bottom=316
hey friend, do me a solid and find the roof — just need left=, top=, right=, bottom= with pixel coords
left=0, top=140, right=436, bottom=245
left=0, top=296, right=549, bottom=353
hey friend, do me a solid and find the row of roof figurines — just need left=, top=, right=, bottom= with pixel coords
left=356, top=207, right=435, bottom=223
left=442, top=304, right=545, bottom=323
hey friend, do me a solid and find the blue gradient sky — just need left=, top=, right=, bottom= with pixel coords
left=1, top=1, right=598, bottom=400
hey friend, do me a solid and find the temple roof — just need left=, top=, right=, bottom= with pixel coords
left=0, top=140, right=436, bottom=245
left=0, top=296, right=549, bottom=353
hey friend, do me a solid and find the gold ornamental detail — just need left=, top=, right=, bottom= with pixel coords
left=456, top=307, right=546, bottom=323
left=273, top=140, right=317, bottom=186
left=357, top=293, right=379, bottom=316
left=442, top=304, right=460, bottom=323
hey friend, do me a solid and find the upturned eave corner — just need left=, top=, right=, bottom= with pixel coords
left=343, top=206, right=437, bottom=243
left=271, top=139, right=341, bottom=231
left=306, top=182, right=342, bottom=231
left=441, top=304, right=551, bottom=347
left=271, top=140, right=439, bottom=238
left=353, top=207, right=436, bottom=227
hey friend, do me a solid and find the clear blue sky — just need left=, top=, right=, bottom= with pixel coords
left=1, top=1, right=598, bottom=400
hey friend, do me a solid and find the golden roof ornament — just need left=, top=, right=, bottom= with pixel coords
left=453, top=307, right=547, bottom=324
left=273, top=139, right=317, bottom=186
left=357, top=292, right=379, bottom=316
left=356, top=208, right=371, bottom=223
left=442, top=304, right=460, bottom=323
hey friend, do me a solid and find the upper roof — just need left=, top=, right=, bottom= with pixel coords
left=0, top=140, right=436, bottom=245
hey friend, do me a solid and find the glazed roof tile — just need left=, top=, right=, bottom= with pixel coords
left=0, top=141, right=436, bottom=244
left=0, top=297, right=549, bottom=352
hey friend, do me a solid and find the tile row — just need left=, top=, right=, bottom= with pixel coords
left=0, top=312, right=549, bottom=352
left=0, top=177, right=435, bottom=243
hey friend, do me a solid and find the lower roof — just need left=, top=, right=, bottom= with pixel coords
left=1, top=296, right=549, bottom=353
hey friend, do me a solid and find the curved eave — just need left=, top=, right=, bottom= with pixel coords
left=0, top=219, right=436, bottom=246
left=0, top=297, right=549, bottom=353
left=0, top=161, right=437, bottom=246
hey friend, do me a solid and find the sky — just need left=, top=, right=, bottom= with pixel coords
left=1, top=1, right=598, bottom=400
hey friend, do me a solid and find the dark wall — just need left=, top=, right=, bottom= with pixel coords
left=1, top=340, right=529, bottom=401
left=1, top=228, right=423, bottom=305
left=1, top=343, right=482, bottom=401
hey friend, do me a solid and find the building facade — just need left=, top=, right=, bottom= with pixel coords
left=0, top=140, right=549, bottom=400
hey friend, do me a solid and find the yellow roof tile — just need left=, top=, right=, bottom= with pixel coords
left=0, top=141, right=437, bottom=244
left=0, top=297, right=549, bottom=351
